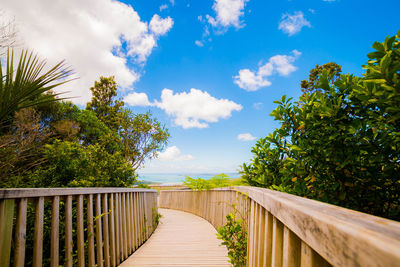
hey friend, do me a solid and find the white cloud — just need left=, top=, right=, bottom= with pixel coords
left=1, top=0, right=174, bottom=105
left=149, top=14, right=174, bottom=36
left=155, top=88, right=243, bottom=129
left=237, top=133, right=256, bottom=141
left=124, top=92, right=152, bottom=106
left=169, top=0, right=175, bottom=6
left=157, top=146, right=195, bottom=161
left=206, top=0, right=249, bottom=32
left=159, top=4, right=168, bottom=11
left=234, top=50, right=301, bottom=91
left=253, top=102, right=263, bottom=110
left=195, top=40, right=204, bottom=47
left=234, top=69, right=271, bottom=91
left=278, top=11, right=311, bottom=36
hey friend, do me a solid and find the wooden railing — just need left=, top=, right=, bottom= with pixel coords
left=0, top=188, right=158, bottom=267
left=159, top=186, right=400, bottom=267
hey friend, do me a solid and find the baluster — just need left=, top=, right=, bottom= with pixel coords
left=77, top=195, right=85, bottom=267
left=87, top=194, right=95, bottom=267
left=122, top=193, right=127, bottom=258
left=33, top=197, right=44, bottom=267
left=103, top=193, right=110, bottom=267
left=14, top=198, right=28, bottom=267
left=263, top=210, right=273, bottom=267
left=283, top=226, right=301, bottom=267
left=50, top=196, right=59, bottom=267
left=272, top=216, right=284, bottom=267
left=65, top=196, right=73, bottom=267
left=96, top=194, right=104, bottom=267
left=0, top=199, right=15, bottom=267
left=257, top=207, right=266, bottom=267
left=115, top=193, right=120, bottom=264
left=109, top=194, right=116, bottom=267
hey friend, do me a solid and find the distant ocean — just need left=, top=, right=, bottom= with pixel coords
left=137, top=173, right=241, bottom=184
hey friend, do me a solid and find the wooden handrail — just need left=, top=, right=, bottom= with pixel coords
left=159, top=186, right=400, bottom=267
left=0, top=188, right=158, bottom=267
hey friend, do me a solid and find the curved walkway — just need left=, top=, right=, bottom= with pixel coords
left=119, top=208, right=230, bottom=266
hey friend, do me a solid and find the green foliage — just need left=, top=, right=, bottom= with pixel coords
left=24, top=140, right=136, bottom=187
left=86, top=76, right=124, bottom=131
left=152, top=207, right=162, bottom=229
left=182, top=173, right=242, bottom=190
left=217, top=208, right=247, bottom=267
left=0, top=49, right=72, bottom=126
left=242, top=31, right=400, bottom=220
left=300, top=62, right=342, bottom=93
left=136, top=183, right=151, bottom=189
left=183, top=176, right=213, bottom=191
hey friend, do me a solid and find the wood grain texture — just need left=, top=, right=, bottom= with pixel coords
left=103, top=194, right=110, bottom=267
left=119, top=208, right=229, bottom=267
left=33, top=197, right=44, bottom=267
left=0, top=199, right=15, bottom=267
left=96, top=194, right=104, bottom=267
left=50, top=196, right=59, bottom=267
left=77, top=195, right=85, bottom=267
left=14, top=198, right=27, bottom=267
left=87, top=194, right=95, bottom=267
left=159, top=187, right=400, bottom=267
left=65, top=196, right=73, bottom=267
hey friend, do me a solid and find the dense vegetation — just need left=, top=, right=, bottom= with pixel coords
left=0, top=51, right=169, bottom=188
left=241, top=30, right=400, bottom=221
left=183, top=173, right=246, bottom=190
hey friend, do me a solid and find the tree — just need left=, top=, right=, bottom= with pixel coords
left=300, top=62, right=342, bottom=93
left=241, top=30, right=400, bottom=220
left=86, top=76, right=169, bottom=171
left=86, top=76, right=124, bottom=131
left=0, top=13, right=17, bottom=55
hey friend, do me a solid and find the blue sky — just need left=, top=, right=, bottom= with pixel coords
left=3, top=0, right=400, bottom=175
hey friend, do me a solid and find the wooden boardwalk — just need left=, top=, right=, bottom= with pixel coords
left=119, top=208, right=231, bottom=266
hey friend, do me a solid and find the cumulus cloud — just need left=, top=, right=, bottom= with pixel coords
left=253, top=102, right=263, bottom=110
left=155, top=88, right=243, bottom=129
left=149, top=14, right=174, bottom=36
left=206, top=0, right=249, bottom=32
left=195, top=40, right=204, bottom=47
left=237, top=133, right=256, bottom=141
left=159, top=4, right=168, bottom=11
left=234, top=50, right=301, bottom=91
left=1, top=0, right=173, bottom=104
left=279, top=11, right=311, bottom=36
left=125, top=88, right=242, bottom=129
left=157, top=146, right=195, bottom=161
left=124, top=92, right=152, bottom=106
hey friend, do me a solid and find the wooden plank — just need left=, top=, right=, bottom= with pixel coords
left=50, top=196, right=59, bottom=267
left=14, top=198, right=28, bottom=267
left=0, top=188, right=157, bottom=199
left=65, top=195, right=73, bottom=267
left=126, top=193, right=132, bottom=254
left=283, top=226, right=301, bottom=267
left=119, top=209, right=230, bottom=266
left=77, top=195, right=85, bottom=267
left=103, top=194, right=110, bottom=267
left=96, top=194, right=104, bottom=267
left=257, top=207, right=266, bottom=267
left=121, top=193, right=128, bottom=259
left=87, top=194, right=95, bottom=267
left=134, top=193, right=139, bottom=249
left=33, top=197, right=44, bottom=267
left=109, top=194, right=116, bottom=267
left=0, top=199, right=15, bottom=267
left=301, top=241, right=331, bottom=267
left=263, top=210, right=273, bottom=267
left=272, top=216, right=283, bottom=267
left=115, top=193, right=120, bottom=264
left=247, top=200, right=254, bottom=267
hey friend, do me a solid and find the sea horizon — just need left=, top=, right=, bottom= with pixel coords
left=137, top=172, right=241, bottom=184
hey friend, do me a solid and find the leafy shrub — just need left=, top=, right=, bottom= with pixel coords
left=241, top=30, right=400, bottom=220
left=217, top=204, right=247, bottom=267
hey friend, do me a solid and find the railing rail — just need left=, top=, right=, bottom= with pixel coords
left=0, top=188, right=158, bottom=267
left=159, top=186, right=400, bottom=267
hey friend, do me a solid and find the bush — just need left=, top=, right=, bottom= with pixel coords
left=241, top=30, right=400, bottom=220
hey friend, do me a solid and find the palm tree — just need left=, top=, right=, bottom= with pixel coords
left=0, top=49, right=73, bottom=125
